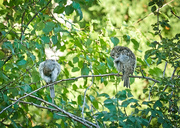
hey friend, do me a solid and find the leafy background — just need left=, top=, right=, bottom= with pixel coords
left=0, top=0, right=179, bottom=127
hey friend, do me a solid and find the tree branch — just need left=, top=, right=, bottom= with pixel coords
left=0, top=73, right=160, bottom=115
left=26, top=94, right=97, bottom=127
left=163, top=62, right=168, bottom=77
left=134, top=0, right=174, bottom=25
left=162, top=67, right=177, bottom=92
left=82, top=63, right=94, bottom=119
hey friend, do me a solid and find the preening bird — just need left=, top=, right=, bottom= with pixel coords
left=39, top=59, right=61, bottom=103
left=110, top=46, right=136, bottom=88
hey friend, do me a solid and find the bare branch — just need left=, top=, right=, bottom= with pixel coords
left=157, top=7, right=163, bottom=40
left=20, top=11, right=26, bottom=41
left=27, top=94, right=97, bottom=127
left=82, top=63, right=94, bottom=119
left=55, top=73, right=160, bottom=84
left=0, top=73, right=160, bottom=115
left=149, top=82, right=156, bottom=101
left=91, top=105, right=100, bottom=128
left=163, top=67, right=177, bottom=92
left=163, top=62, right=168, bottom=77
left=147, top=115, right=153, bottom=128
left=140, top=66, right=145, bottom=78
left=171, top=8, right=180, bottom=19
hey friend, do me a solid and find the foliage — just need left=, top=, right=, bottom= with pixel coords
left=0, top=0, right=179, bottom=127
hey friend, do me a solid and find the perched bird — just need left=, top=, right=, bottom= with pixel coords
left=39, top=59, right=61, bottom=103
left=110, top=46, right=136, bottom=88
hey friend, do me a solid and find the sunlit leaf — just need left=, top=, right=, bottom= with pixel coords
left=17, top=59, right=26, bottom=66
left=110, top=37, right=119, bottom=46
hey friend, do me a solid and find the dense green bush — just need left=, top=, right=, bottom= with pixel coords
left=0, top=0, right=179, bottom=127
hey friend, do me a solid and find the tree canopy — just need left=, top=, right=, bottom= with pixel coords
left=0, top=0, right=179, bottom=127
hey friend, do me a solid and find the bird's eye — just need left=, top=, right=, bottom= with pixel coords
left=115, top=60, right=120, bottom=63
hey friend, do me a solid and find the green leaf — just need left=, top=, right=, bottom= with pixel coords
left=54, top=5, right=65, bottom=14
left=81, top=63, right=89, bottom=75
left=0, top=60, right=4, bottom=68
left=151, top=5, right=156, bottom=12
left=17, top=59, right=26, bottom=66
left=123, top=35, right=131, bottom=44
left=72, top=84, right=78, bottom=90
left=52, top=35, right=58, bottom=45
left=0, top=51, right=5, bottom=59
left=2, top=41, right=14, bottom=54
left=21, top=85, right=31, bottom=92
left=121, top=98, right=138, bottom=107
left=85, top=39, right=92, bottom=46
left=11, top=88, right=19, bottom=96
left=110, top=37, right=119, bottom=46
left=32, top=70, right=40, bottom=82
left=0, top=71, right=9, bottom=80
left=153, top=100, right=162, bottom=109
left=43, top=22, right=55, bottom=33
left=107, top=57, right=114, bottom=69
left=158, top=116, right=164, bottom=123
left=98, top=93, right=110, bottom=98
left=131, top=39, right=139, bottom=50
left=3, top=94, right=8, bottom=102
left=75, top=39, right=83, bottom=49
left=116, top=90, right=127, bottom=100
left=72, top=67, right=80, bottom=72
left=92, top=100, right=99, bottom=109
left=73, top=2, right=83, bottom=20
left=148, top=1, right=155, bottom=6
left=53, top=113, right=63, bottom=119
left=77, top=95, right=83, bottom=105
left=30, top=53, right=36, bottom=61
left=73, top=57, right=79, bottom=63
left=41, top=36, right=50, bottom=43
left=65, top=5, right=74, bottom=15
left=104, top=99, right=116, bottom=112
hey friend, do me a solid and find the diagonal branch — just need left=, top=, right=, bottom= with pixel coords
left=27, top=94, right=97, bottom=127
left=82, top=63, right=94, bottom=119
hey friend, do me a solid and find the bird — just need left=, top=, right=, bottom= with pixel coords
left=110, top=46, right=136, bottom=88
left=39, top=59, right=61, bottom=103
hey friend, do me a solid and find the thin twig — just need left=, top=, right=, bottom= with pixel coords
left=149, top=82, right=156, bottom=101
left=147, top=115, right=153, bottom=128
left=171, top=8, right=180, bottom=19
left=82, top=63, right=94, bottom=119
left=162, top=67, right=177, bottom=92
left=134, top=0, right=174, bottom=25
left=157, top=7, right=162, bottom=40
left=20, top=11, right=26, bottom=41
left=140, top=66, right=145, bottom=78
left=163, top=62, right=168, bottom=77
left=10, top=98, right=68, bottom=117
left=91, top=104, right=100, bottom=128
left=0, top=83, right=50, bottom=114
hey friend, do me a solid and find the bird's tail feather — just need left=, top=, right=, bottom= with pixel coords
left=50, top=85, right=55, bottom=103
left=123, top=74, right=130, bottom=88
